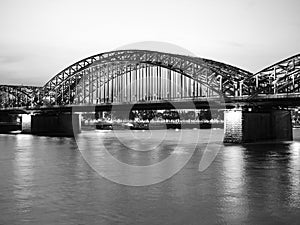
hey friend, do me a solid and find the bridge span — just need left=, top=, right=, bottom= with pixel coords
left=1, top=50, right=299, bottom=142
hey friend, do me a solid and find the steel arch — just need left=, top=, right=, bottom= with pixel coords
left=42, top=50, right=252, bottom=105
left=243, top=54, right=300, bottom=98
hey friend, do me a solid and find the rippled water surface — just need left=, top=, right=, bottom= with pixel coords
left=0, top=129, right=300, bottom=225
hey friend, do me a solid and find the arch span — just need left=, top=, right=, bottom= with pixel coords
left=243, top=53, right=300, bottom=98
left=42, top=50, right=252, bottom=105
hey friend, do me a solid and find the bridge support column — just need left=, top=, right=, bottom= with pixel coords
left=223, top=109, right=292, bottom=143
left=21, top=113, right=81, bottom=136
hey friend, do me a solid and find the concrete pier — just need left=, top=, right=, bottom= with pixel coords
left=21, top=113, right=81, bottom=136
left=224, top=109, right=292, bottom=143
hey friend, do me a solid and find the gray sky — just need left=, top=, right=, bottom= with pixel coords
left=0, top=0, right=299, bottom=86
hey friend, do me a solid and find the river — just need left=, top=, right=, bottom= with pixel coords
left=0, top=129, right=299, bottom=225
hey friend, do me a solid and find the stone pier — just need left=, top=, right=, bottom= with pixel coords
left=223, top=109, right=292, bottom=143
left=21, top=113, right=81, bottom=136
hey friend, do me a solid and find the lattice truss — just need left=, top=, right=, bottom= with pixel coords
left=0, top=85, right=42, bottom=108
left=42, top=50, right=252, bottom=105
left=244, top=54, right=300, bottom=97
left=2, top=51, right=299, bottom=108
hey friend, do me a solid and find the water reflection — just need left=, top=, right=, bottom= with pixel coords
left=241, top=142, right=299, bottom=223
left=220, top=145, right=248, bottom=223
left=14, top=135, right=35, bottom=214
left=0, top=130, right=300, bottom=224
left=288, top=142, right=300, bottom=208
left=76, top=130, right=200, bottom=186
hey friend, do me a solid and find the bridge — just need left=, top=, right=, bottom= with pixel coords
left=1, top=50, right=300, bottom=142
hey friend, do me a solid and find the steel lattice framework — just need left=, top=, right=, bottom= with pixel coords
left=0, top=85, right=42, bottom=108
left=1, top=50, right=300, bottom=109
left=42, top=50, right=252, bottom=105
left=244, top=54, right=300, bottom=98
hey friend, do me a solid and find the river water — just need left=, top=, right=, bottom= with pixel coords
left=0, top=129, right=299, bottom=225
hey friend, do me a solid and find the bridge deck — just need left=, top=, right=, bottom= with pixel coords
left=1, top=93, right=300, bottom=113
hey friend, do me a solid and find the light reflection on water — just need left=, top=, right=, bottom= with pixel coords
left=14, top=135, right=35, bottom=214
left=288, top=142, right=300, bottom=208
left=0, top=129, right=299, bottom=225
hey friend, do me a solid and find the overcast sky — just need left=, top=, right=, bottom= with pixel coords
left=0, top=0, right=299, bottom=86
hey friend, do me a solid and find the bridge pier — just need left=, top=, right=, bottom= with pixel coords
left=21, top=113, right=81, bottom=136
left=223, top=109, right=292, bottom=143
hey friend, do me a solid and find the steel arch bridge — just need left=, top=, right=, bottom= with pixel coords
left=41, top=49, right=252, bottom=105
left=0, top=50, right=300, bottom=109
